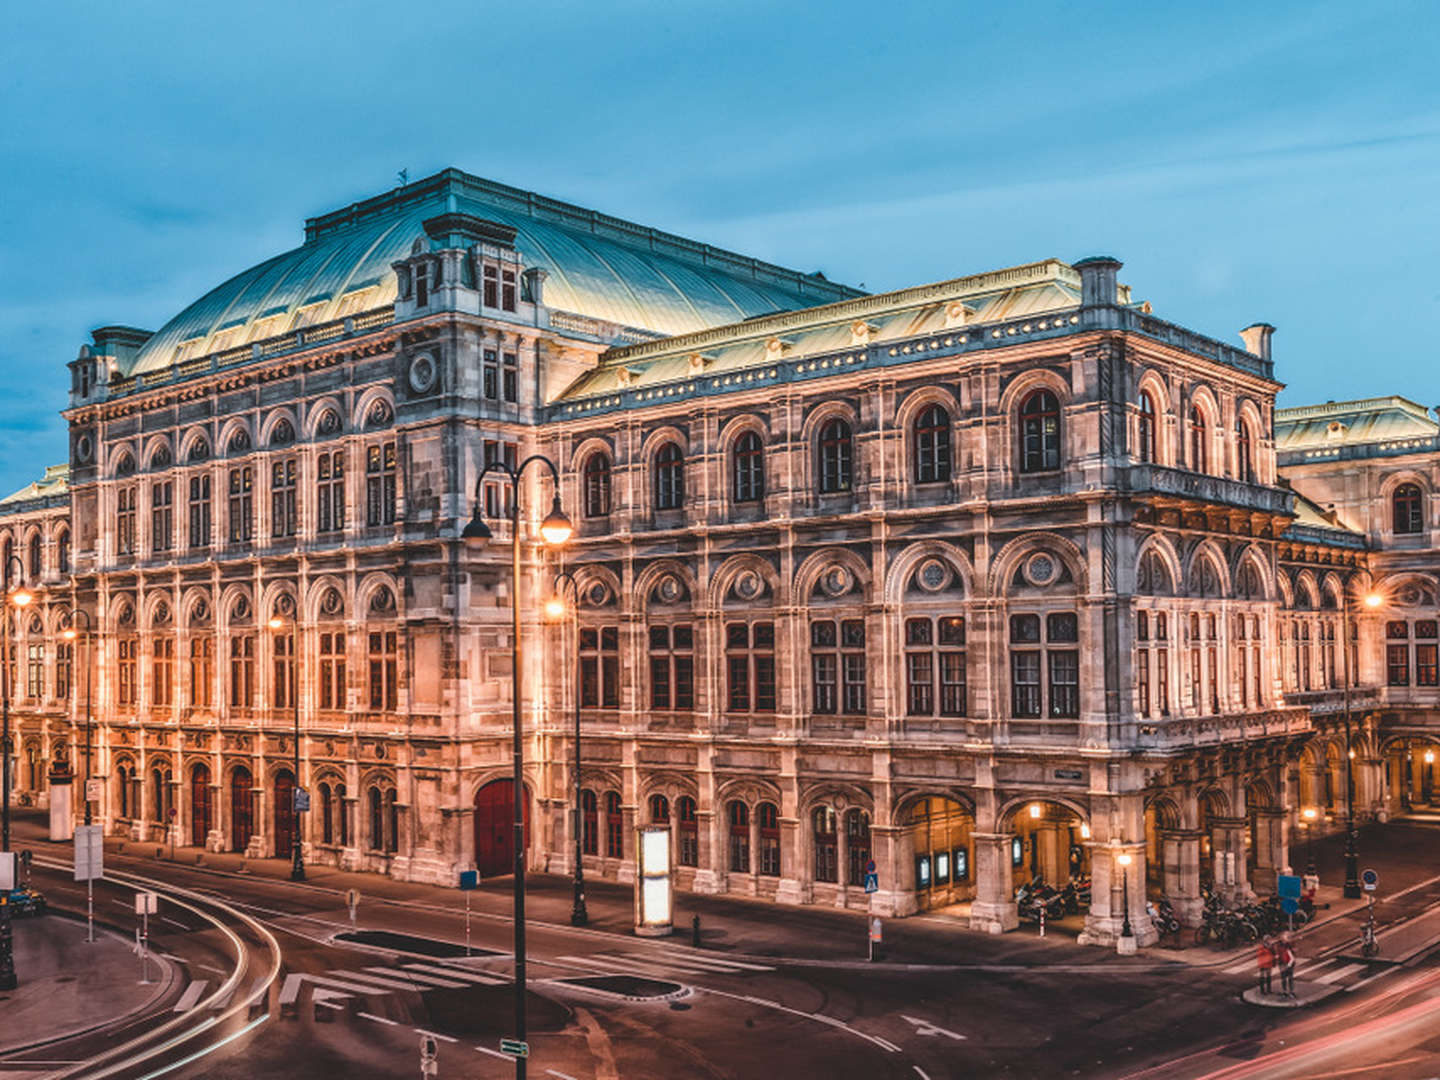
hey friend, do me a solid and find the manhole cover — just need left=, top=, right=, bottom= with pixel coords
left=333, top=931, right=501, bottom=959
left=557, top=975, right=686, bottom=1001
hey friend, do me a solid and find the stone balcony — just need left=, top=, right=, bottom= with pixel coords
left=1283, top=686, right=1381, bottom=715
left=1130, top=706, right=1312, bottom=751
left=1122, top=463, right=1294, bottom=516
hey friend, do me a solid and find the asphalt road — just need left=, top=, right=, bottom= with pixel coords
left=8, top=816, right=1440, bottom=1080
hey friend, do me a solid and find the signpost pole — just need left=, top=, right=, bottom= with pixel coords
left=87, top=879, right=94, bottom=943
left=466, top=891, right=472, bottom=958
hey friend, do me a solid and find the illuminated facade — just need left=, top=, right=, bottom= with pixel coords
left=1, top=169, right=1434, bottom=945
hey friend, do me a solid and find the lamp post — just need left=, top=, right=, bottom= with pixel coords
left=545, top=572, right=587, bottom=927
left=62, top=608, right=94, bottom=826
left=1, top=553, right=34, bottom=991
left=1117, top=851, right=1134, bottom=941
left=461, top=454, right=572, bottom=1080
left=1338, top=589, right=1383, bottom=900
left=1300, top=806, right=1317, bottom=876
left=267, top=614, right=305, bottom=882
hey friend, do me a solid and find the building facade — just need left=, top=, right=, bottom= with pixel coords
left=1, top=168, right=1434, bottom=946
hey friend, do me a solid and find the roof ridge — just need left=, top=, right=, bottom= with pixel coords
left=1276, top=395, right=1433, bottom=421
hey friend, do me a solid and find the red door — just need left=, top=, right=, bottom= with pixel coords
left=231, top=767, right=253, bottom=852
left=474, top=780, right=530, bottom=879
left=274, top=770, right=296, bottom=860
left=191, top=763, right=212, bottom=847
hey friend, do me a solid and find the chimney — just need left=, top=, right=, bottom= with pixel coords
left=1239, top=323, right=1275, bottom=362
left=522, top=267, right=548, bottom=306
left=1073, top=256, right=1122, bottom=307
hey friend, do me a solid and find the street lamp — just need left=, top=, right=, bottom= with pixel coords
left=1117, top=851, right=1134, bottom=940
left=1, top=551, right=33, bottom=991
left=268, top=613, right=305, bottom=882
left=1300, top=806, right=1318, bottom=875
left=461, top=454, right=571, bottom=1080
left=546, top=572, right=587, bottom=927
left=62, top=609, right=94, bottom=826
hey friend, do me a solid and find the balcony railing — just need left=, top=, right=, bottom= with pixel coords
left=1132, top=706, right=1311, bottom=750
left=1123, top=463, right=1294, bottom=515
left=1284, top=686, right=1381, bottom=714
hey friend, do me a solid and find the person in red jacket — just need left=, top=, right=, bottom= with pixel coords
left=1276, top=934, right=1297, bottom=998
left=1256, top=937, right=1276, bottom=996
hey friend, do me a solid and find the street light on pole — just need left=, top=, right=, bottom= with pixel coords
left=1, top=552, right=34, bottom=991
left=1339, top=587, right=1384, bottom=900
left=1300, top=806, right=1317, bottom=876
left=61, top=608, right=94, bottom=826
left=1117, top=851, right=1134, bottom=941
left=267, top=613, right=305, bottom=882
left=545, top=571, right=587, bottom=927
left=461, top=454, right=571, bottom=1079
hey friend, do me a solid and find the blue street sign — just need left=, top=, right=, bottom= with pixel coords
left=864, top=872, right=879, bottom=894
left=1280, top=897, right=1299, bottom=914
left=1277, top=874, right=1302, bottom=899
left=459, top=870, right=479, bottom=891
left=1361, top=868, right=1378, bottom=891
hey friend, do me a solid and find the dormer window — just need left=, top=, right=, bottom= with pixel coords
left=502, top=269, right=517, bottom=312
left=483, top=265, right=498, bottom=307
left=414, top=263, right=429, bottom=307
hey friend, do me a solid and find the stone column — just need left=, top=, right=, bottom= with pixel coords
left=969, top=832, right=1017, bottom=934
left=1250, top=809, right=1285, bottom=894
left=1157, top=828, right=1203, bottom=925
left=867, top=824, right=909, bottom=917
left=1211, top=816, right=1251, bottom=900
left=693, top=809, right=719, bottom=894
left=1080, top=841, right=1157, bottom=946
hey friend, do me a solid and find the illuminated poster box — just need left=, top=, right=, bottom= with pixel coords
left=635, top=825, right=673, bottom=936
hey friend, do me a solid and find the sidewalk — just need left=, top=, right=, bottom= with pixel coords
left=0, top=910, right=175, bottom=1056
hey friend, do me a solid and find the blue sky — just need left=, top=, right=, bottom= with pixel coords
left=2, top=0, right=1437, bottom=494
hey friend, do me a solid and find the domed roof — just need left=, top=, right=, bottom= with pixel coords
left=127, top=169, right=864, bottom=375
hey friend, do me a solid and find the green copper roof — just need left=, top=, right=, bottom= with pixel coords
left=126, top=168, right=864, bottom=376
left=0, top=464, right=68, bottom=511
left=1275, top=396, right=1439, bottom=451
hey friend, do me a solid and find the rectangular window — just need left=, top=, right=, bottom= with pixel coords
left=501, top=269, right=516, bottom=311
left=1207, top=645, right=1219, bottom=714
left=151, top=481, right=173, bottom=552
left=503, top=351, right=518, bottom=404
left=483, top=349, right=498, bottom=400
left=317, top=451, right=345, bottom=533
left=117, top=487, right=137, bottom=555
left=483, top=265, right=498, bottom=307
left=1011, top=652, right=1042, bottom=718
left=189, top=638, right=212, bottom=708
left=118, top=638, right=137, bottom=705
left=272, top=634, right=293, bottom=709
left=1048, top=650, right=1079, bottom=718
left=368, top=630, right=398, bottom=711
left=1010, top=612, right=1076, bottom=719
left=1252, top=643, right=1262, bottom=704
left=812, top=618, right=866, bottom=715
left=580, top=626, right=620, bottom=709
left=271, top=458, right=298, bottom=538
left=188, top=473, right=211, bottom=549
left=1387, top=643, right=1411, bottom=686
left=366, top=442, right=397, bottom=526
left=26, top=643, right=43, bottom=699
left=228, top=467, right=253, bottom=543
left=1189, top=647, right=1202, bottom=709
left=1137, top=648, right=1150, bottom=716
left=153, top=638, right=174, bottom=707
left=1157, top=647, right=1170, bottom=715
left=1418, top=644, right=1439, bottom=687
left=320, top=631, right=346, bottom=710
left=726, top=621, right=775, bottom=713
left=55, top=642, right=72, bottom=700
left=230, top=635, right=254, bottom=708
left=906, top=616, right=965, bottom=717
left=647, top=624, right=693, bottom=710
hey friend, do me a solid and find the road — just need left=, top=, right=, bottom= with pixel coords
left=7, top=815, right=1440, bottom=1079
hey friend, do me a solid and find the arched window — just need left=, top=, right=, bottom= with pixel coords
left=583, top=453, right=611, bottom=518
left=604, top=791, right=623, bottom=858
left=813, top=805, right=837, bottom=883
left=728, top=800, right=750, bottom=873
left=845, top=809, right=871, bottom=886
left=654, top=443, right=685, bottom=511
left=1236, top=416, right=1255, bottom=483
left=581, top=789, right=598, bottom=856
left=1019, top=390, right=1060, bottom=473
left=56, top=530, right=70, bottom=575
left=817, top=418, right=853, bottom=494
left=335, top=783, right=349, bottom=846
left=1189, top=405, right=1208, bottom=473
left=649, top=793, right=670, bottom=823
left=732, top=431, right=765, bottom=503
left=319, top=781, right=333, bottom=844
left=1137, top=391, right=1157, bottom=463
left=913, top=404, right=951, bottom=484
left=368, top=786, right=383, bottom=850
left=385, top=789, right=399, bottom=854
left=758, top=801, right=780, bottom=877
left=677, top=795, right=698, bottom=867
left=27, top=534, right=41, bottom=580
left=117, top=765, right=131, bottom=818
left=1394, top=483, right=1424, bottom=535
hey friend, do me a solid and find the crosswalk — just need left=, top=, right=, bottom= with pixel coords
left=1221, top=951, right=1380, bottom=989
left=551, top=949, right=775, bottom=982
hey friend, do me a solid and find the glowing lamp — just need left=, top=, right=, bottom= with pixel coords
left=267, top=616, right=284, bottom=631
left=539, top=496, right=574, bottom=547
left=62, top=627, right=77, bottom=641
left=544, top=597, right=566, bottom=621
left=1426, top=750, right=1436, bottom=765
left=1364, top=593, right=1383, bottom=609
left=1302, top=807, right=1317, bottom=821
left=1117, top=853, right=1133, bottom=867
left=1029, top=803, right=1041, bottom=820
left=1080, top=823, right=1091, bottom=839
left=11, top=587, right=33, bottom=608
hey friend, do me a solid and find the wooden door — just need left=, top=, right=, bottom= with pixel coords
left=231, top=767, right=253, bottom=852
left=191, top=763, right=212, bottom=847
left=473, top=780, right=530, bottom=879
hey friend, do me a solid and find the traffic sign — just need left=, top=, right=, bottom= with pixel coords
left=86, top=778, right=103, bottom=803
left=865, top=859, right=876, bottom=874
left=293, top=788, right=310, bottom=813
left=74, top=824, right=104, bottom=882
left=1280, top=897, right=1298, bottom=915
left=864, top=871, right=879, bottom=894
left=1277, top=874, right=1302, bottom=900
left=135, top=891, right=158, bottom=915
left=459, top=869, right=479, bottom=891
left=1362, top=868, right=1379, bottom=892
left=500, top=1038, right=529, bottom=1058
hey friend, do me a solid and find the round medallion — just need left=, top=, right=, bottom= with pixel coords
left=75, top=434, right=94, bottom=464
left=153, top=601, right=170, bottom=625
left=654, top=576, right=683, bottom=604
left=585, top=582, right=611, bottom=607
left=820, top=566, right=853, bottom=599
left=917, top=559, right=951, bottom=593
left=191, top=598, right=210, bottom=625
left=408, top=353, right=438, bottom=395
left=733, top=570, right=764, bottom=601
left=318, top=410, right=341, bottom=435
left=1024, top=553, right=1057, bottom=587
left=321, top=588, right=344, bottom=616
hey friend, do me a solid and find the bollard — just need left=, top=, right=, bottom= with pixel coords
left=691, top=914, right=702, bottom=948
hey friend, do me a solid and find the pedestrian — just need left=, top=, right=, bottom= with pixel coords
left=1256, top=936, right=1275, bottom=996
left=1276, top=934, right=1296, bottom=998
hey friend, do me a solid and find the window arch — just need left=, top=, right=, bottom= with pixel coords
left=813, top=805, right=837, bottom=883
left=1019, top=390, right=1060, bottom=472
left=1189, top=405, right=1208, bottom=473
left=817, top=418, right=853, bottom=493
left=1394, top=483, right=1424, bottom=535
left=604, top=790, right=623, bottom=858
left=580, top=788, right=598, bottom=855
left=583, top=452, right=611, bottom=518
left=649, top=793, right=670, bottom=823
left=913, top=404, right=951, bottom=484
left=1236, top=416, right=1255, bottom=483
left=654, top=442, right=685, bottom=511
left=758, top=801, right=780, bottom=877
left=1137, top=390, right=1157, bottom=463
left=732, top=431, right=765, bottom=503
left=677, top=795, right=698, bottom=867
left=845, top=808, right=871, bottom=886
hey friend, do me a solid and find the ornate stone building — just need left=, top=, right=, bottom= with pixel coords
left=0, top=168, right=1433, bottom=946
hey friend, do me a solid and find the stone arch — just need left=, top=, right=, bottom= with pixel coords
left=217, top=417, right=253, bottom=457
left=110, top=594, right=137, bottom=633
left=260, top=580, right=300, bottom=623
left=1318, top=571, right=1345, bottom=610
left=108, top=443, right=137, bottom=478
left=884, top=540, right=975, bottom=605
left=1378, top=468, right=1431, bottom=503
left=1135, top=534, right=1182, bottom=596
left=638, top=770, right=698, bottom=805
left=1146, top=793, right=1183, bottom=831
left=218, top=584, right=254, bottom=630
left=1293, top=569, right=1320, bottom=610
left=1135, top=368, right=1174, bottom=465
left=635, top=559, right=699, bottom=613
left=998, top=793, right=1091, bottom=827
left=1373, top=572, right=1439, bottom=610
left=142, top=434, right=174, bottom=471
left=568, top=435, right=616, bottom=478
left=259, top=407, right=299, bottom=448
left=893, top=787, right=978, bottom=821
left=997, top=366, right=1071, bottom=419
left=305, top=576, right=349, bottom=623
left=990, top=532, right=1087, bottom=596
left=709, top=553, right=781, bottom=609
left=356, top=572, right=400, bottom=618
left=638, top=424, right=689, bottom=464
left=354, top=388, right=395, bottom=432
left=143, top=590, right=176, bottom=630
left=180, top=587, right=213, bottom=629
left=1245, top=777, right=1276, bottom=809
left=179, top=427, right=212, bottom=462
left=792, top=547, right=872, bottom=607
left=1232, top=545, right=1272, bottom=601
left=1198, top=787, right=1230, bottom=819
left=1184, top=540, right=1231, bottom=599
left=305, top=397, right=347, bottom=439
left=798, top=781, right=874, bottom=817
left=572, top=564, right=623, bottom=610
left=715, top=776, right=782, bottom=807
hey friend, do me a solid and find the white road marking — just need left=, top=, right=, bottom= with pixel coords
left=902, top=1015, right=967, bottom=1042
left=173, top=981, right=209, bottom=1013
left=401, top=962, right=506, bottom=985
left=362, top=965, right=468, bottom=989
left=475, top=1045, right=512, bottom=1061
left=613, top=950, right=773, bottom=974
left=160, top=953, right=187, bottom=964
left=359, top=1011, right=399, bottom=1026
left=914, top=1069, right=933, bottom=1080
left=547, top=1071, right=578, bottom=1080
left=197, top=963, right=227, bottom=976
left=557, top=953, right=687, bottom=980
left=662, top=952, right=774, bottom=971
left=329, top=969, right=433, bottom=992
left=162, top=917, right=190, bottom=931
left=702, top=988, right=899, bottom=1055
left=1316, top=962, right=1367, bottom=984
left=415, top=1028, right=457, bottom=1044
left=307, top=972, right=398, bottom=995
left=1222, top=957, right=1256, bottom=975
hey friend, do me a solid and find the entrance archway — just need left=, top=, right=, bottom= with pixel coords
left=274, top=769, right=296, bottom=860
left=191, top=763, right=212, bottom=847
left=1007, top=800, right=1090, bottom=890
left=474, top=779, right=531, bottom=879
left=231, top=766, right=254, bottom=852
left=904, top=796, right=973, bottom=911
left=1384, top=737, right=1440, bottom=813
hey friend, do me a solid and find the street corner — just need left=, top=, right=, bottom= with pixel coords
left=1241, top=981, right=1341, bottom=1008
